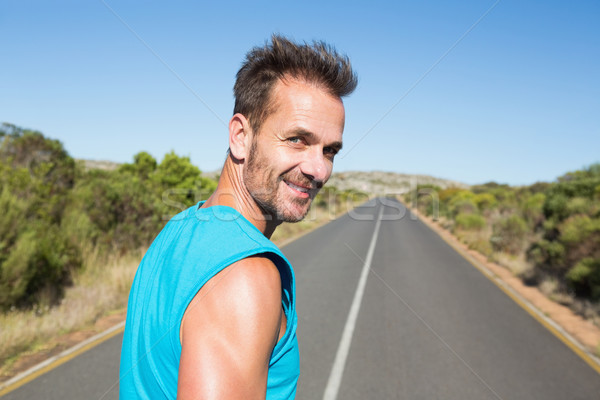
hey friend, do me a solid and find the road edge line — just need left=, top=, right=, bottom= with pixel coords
left=406, top=203, right=600, bottom=375
left=0, top=321, right=125, bottom=396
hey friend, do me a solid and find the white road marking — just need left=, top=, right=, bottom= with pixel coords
left=322, top=204, right=384, bottom=400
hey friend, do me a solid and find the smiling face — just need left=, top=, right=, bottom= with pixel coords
left=243, top=78, right=346, bottom=222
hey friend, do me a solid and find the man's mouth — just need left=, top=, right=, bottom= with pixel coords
left=284, top=180, right=312, bottom=197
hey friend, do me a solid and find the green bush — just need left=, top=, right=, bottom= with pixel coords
left=452, top=199, right=478, bottom=216
left=448, top=196, right=478, bottom=218
left=61, top=208, right=100, bottom=248
left=554, top=178, right=600, bottom=198
left=566, top=197, right=593, bottom=216
left=490, top=215, right=528, bottom=255
left=438, top=188, right=462, bottom=203
left=527, top=239, right=566, bottom=271
left=119, top=151, right=157, bottom=179
left=0, top=125, right=81, bottom=309
left=417, top=191, right=437, bottom=217
left=407, top=185, right=440, bottom=217
left=566, top=258, right=600, bottom=300
left=68, top=171, right=159, bottom=251
left=521, top=192, right=546, bottom=227
left=489, top=188, right=517, bottom=212
left=152, top=151, right=201, bottom=188
left=559, top=215, right=600, bottom=245
left=0, top=124, right=219, bottom=310
left=468, top=238, right=493, bottom=257
left=543, top=193, right=569, bottom=221
left=473, top=193, right=497, bottom=212
left=0, top=224, right=81, bottom=309
left=454, top=213, right=486, bottom=231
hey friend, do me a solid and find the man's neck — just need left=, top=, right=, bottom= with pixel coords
left=202, top=156, right=281, bottom=239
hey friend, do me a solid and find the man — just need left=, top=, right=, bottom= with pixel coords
left=119, top=34, right=357, bottom=399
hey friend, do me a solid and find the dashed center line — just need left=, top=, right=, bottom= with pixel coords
left=322, top=204, right=383, bottom=400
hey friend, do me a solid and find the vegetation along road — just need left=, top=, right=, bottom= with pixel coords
left=2, top=198, right=599, bottom=399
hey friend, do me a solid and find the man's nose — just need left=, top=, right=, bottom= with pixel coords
left=300, top=148, right=330, bottom=184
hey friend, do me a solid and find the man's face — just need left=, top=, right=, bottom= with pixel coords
left=243, top=79, right=345, bottom=222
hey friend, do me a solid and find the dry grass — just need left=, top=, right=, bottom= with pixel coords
left=537, top=277, right=574, bottom=306
left=0, top=248, right=142, bottom=372
left=539, top=277, right=560, bottom=298
left=454, top=227, right=494, bottom=258
left=494, top=252, right=533, bottom=277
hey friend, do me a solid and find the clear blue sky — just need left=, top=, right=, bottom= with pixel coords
left=2, top=1, right=598, bottom=186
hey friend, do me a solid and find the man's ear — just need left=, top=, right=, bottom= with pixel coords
left=229, top=113, right=252, bottom=161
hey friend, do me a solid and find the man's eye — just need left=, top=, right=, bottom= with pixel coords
left=324, top=147, right=338, bottom=159
left=288, top=137, right=301, bottom=144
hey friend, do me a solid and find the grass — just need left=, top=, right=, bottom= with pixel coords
left=454, top=226, right=494, bottom=258
left=494, top=252, right=533, bottom=278
left=0, top=249, right=141, bottom=377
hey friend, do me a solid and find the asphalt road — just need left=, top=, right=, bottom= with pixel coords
left=3, top=198, right=600, bottom=399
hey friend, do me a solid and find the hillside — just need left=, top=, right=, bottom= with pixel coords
left=77, top=159, right=120, bottom=171
left=326, top=170, right=469, bottom=195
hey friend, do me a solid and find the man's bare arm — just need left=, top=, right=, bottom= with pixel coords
left=177, top=256, right=284, bottom=399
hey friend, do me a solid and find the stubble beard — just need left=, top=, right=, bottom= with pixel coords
left=244, top=140, right=314, bottom=223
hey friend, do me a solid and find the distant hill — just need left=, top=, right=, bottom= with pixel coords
left=326, top=171, right=468, bottom=195
left=78, top=160, right=468, bottom=195
left=77, top=159, right=120, bottom=171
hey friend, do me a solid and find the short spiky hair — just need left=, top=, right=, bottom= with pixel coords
left=233, top=34, right=357, bottom=133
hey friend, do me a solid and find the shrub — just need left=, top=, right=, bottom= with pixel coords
left=566, top=258, right=600, bottom=300
left=522, top=192, right=546, bottom=227
left=118, top=151, right=157, bottom=180
left=438, top=187, right=463, bottom=203
left=527, top=239, right=565, bottom=270
left=152, top=151, right=201, bottom=189
left=543, top=193, right=569, bottom=221
left=490, top=215, right=528, bottom=255
left=454, top=213, right=486, bottom=231
left=566, top=197, right=593, bottom=216
left=0, top=124, right=220, bottom=310
left=473, top=193, right=497, bottom=212
left=446, top=190, right=478, bottom=218
left=61, top=209, right=100, bottom=249
left=489, top=188, right=517, bottom=211
left=0, top=224, right=81, bottom=310
left=416, top=192, right=436, bottom=216
left=468, top=238, right=493, bottom=257
left=409, top=185, right=440, bottom=217
left=452, top=200, right=478, bottom=216
left=559, top=215, right=600, bottom=245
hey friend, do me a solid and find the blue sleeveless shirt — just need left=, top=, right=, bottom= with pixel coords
left=119, top=202, right=300, bottom=399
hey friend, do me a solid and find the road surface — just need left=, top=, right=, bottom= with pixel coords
left=3, top=198, right=600, bottom=399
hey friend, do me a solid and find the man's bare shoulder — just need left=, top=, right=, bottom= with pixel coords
left=188, top=255, right=282, bottom=313
left=178, top=256, right=283, bottom=398
left=180, top=255, right=283, bottom=345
